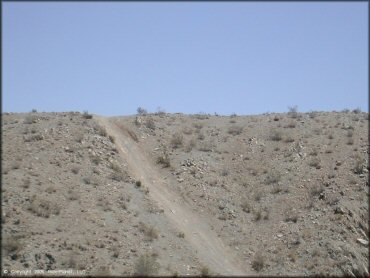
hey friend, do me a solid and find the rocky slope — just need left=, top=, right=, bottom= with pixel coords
left=2, top=110, right=369, bottom=276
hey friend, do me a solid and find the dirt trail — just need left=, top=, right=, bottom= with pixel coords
left=95, top=116, right=249, bottom=275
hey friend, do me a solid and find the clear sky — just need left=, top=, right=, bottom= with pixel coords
left=3, top=2, right=368, bottom=116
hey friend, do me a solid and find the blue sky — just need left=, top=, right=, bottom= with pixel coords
left=3, top=2, right=368, bottom=116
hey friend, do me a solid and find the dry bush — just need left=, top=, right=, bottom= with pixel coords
left=3, top=234, right=23, bottom=255
left=71, top=166, right=81, bottom=174
left=94, top=125, right=107, bottom=137
left=182, top=126, right=193, bottom=135
left=269, top=129, right=282, bottom=141
left=288, top=105, right=299, bottom=119
left=241, top=199, right=251, bottom=213
left=353, top=154, right=365, bottom=174
left=284, top=135, right=295, bottom=143
left=28, top=196, right=60, bottom=218
left=200, top=266, right=210, bottom=277
left=134, top=253, right=160, bottom=276
left=67, top=189, right=80, bottom=201
left=265, top=170, right=281, bottom=185
left=197, top=132, right=205, bottom=140
left=82, top=111, right=93, bottom=119
left=284, top=207, right=299, bottom=223
left=137, top=107, right=147, bottom=115
left=157, top=153, right=170, bottom=168
left=145, top=118, right=155, bottom=130
left=24, top=133, right=44, bottom=142
left=347, top=130, right=354, bottom=137
left=227, top=125, right=243, bottom=135
left=138, top=222, right=158, bottom=241
left=192, top=122, right=204, bottom=129
left=198, top=141, right=213, bottom=152
left=251, top=252, right=264, bottom=271
left=185, top=139, right=196, bottom=152
left=171, top=133, right=184, bottom=148
left=310, top=184, right=324, bottom=197
left=286, top=121, right=296, bottom=128
left=194, top=113, right=209, bottom=120
left=308, top=158, right=321, bottom=169
left=24, top=115, right=38, bottom=124
left=347, top=138, right=354, bottom=145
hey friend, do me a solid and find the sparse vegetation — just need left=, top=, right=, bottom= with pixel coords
left=28, top=196, right=60, bottom=218
left=82, top=111, right=93, bottom=119
left=134, top=253, right=160, bottom=276
left=251, top=252, right=264, bottom=271
left=171, top=133, right=184, bottom=148
left=269, top=129, right=282, bottom=141
left=353, top=154, right=365, bottom=174
left=145, top=117, right=155, bottom=130
left=265, top=170, right=281, bottom=185
left=157, top=153, right=171, bottom=168
left=288, top=105, right=299, bottom=119
left=227, top=125, right=243, bottom=135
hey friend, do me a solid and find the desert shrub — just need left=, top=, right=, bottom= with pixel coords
left=108, top=135, right=115, bottom=143
left=288, top=105, right=299, bottom=118
left=67, top=189, right=80, bottom=201
left=135, top=180, right=142, bottom=187
left=155, top=107, right=166, bottom=116
left=227, top=125, right=243, bottom=135
left=192, top=122, right=204, bottom=129
left=157, top=153, right=170, bottom=168
left=110, top=171, right=126, bottom=182
left=353, top=107, right=361, bottom=114
left=347, top=138, right=354, bottom=145
left=177, top=232, right=185, bottom=238
left=241, top=199, right=251, bottom=213
left=145, top=118, right=155, bottom=130
left=310, top=184, right=324, bottom=197
left=185, top=139, right=196, bottom=152
left=3, top=235, right=23, bottom=255
left=251, top=252, right=264, bottom=271
left=24, top=133, right=44, bottom=142
left=137, top=107, right=147, bottom=115
left=71, top=166, right=81, bottom=174
left=134, top=253, right=160, bottom=276
left=182, top=126, right=193, bottom=135
left=139, top=222, right=158, bottom=241
left=308, top=111, right=318, bottom=118
left=265, top=170, right=281, bottom=185
left=198, top=141, right=213, bottom=152
left=284, top=207, right=298, bottom=223
left=308, top=158, right=321, bottom=169
left=286, top=121, right=296, bottom=128
left=197, top=132, right=205, bottom=140
left=171, top=133, right=183, bottom=148
left=200, top=266, right=210, bottom=277
left=194, top=112, right=209, bottom=120
left=82, top=111, right=93, bottom=119
left=91, top=155, right=101, bottom=165
left=28, top=196, right=60, bottom=218
left=94, top=125, right=107, bottom=137
left=353, top=154, right=365, bottom=174
left=24, top=115, right=38, bottom=124
left=221, top=169, right=229, bottom=176
left=347, top=130, right=354, bottom=137
left=284, top=135, right=295, bottom=143
left=269, top=129, right=282, bottom=141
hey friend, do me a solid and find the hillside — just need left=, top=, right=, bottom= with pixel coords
left=2, top=110, right=369, bottom=276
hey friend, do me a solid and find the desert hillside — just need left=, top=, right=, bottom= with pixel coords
left=2, top=109, right=369, bottom=276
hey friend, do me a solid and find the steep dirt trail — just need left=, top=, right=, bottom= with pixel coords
left=95, top=116, right=249, bottom=276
